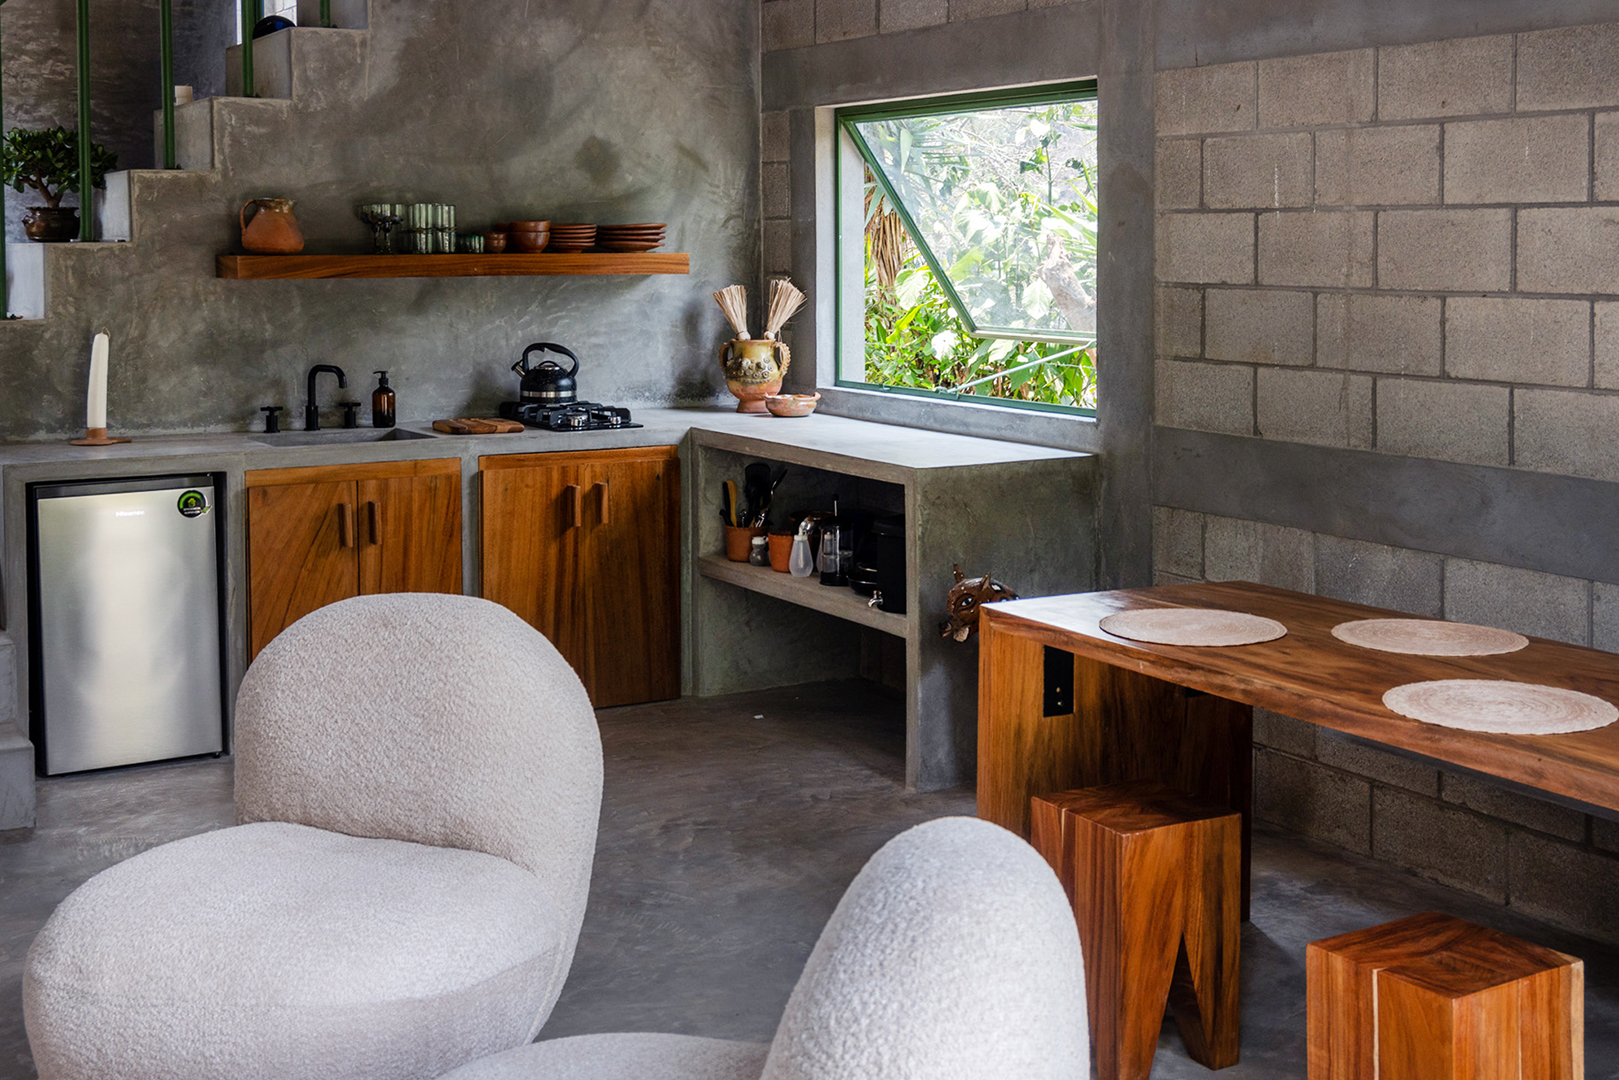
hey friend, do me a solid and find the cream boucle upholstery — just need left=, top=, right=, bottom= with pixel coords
left=444, top=1034, right=771, bottom=1080
left=759, top=816, right=1089, bottom=1080
left=25, top=823, right=564, bottom=1079
left=25, top=593, right=604, bottom=1080
left=441, top=817, right=1088, bottom=1080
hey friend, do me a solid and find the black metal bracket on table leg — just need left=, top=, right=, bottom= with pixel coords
left=1042, top=646, right=1074, bottom=717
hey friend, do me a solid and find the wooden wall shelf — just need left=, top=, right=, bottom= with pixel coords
left=217, top=252, right=690, bottom=279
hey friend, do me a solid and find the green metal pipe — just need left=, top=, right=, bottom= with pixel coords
left=320, top=0, right=331, bottom=28
left=240, top=0, right=256, bottom=98
left=1, top=0, right=10, bottom=316
left=76, top=0, right=91, bottom=241
left=160, top=0, right=175, bottom=168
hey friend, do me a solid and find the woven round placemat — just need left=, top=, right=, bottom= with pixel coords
left=1383, top=679, right=1618, bottom=735
left=1097, top=608, right=1288, bottom=647
left=1332, top=618, right=1529, bottom=657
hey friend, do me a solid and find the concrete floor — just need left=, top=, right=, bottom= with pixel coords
left=2, top=679, right=1617, bottom=1078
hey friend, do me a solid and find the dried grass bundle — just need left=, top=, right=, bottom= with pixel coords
left=763, top=278, right=806, bottom=340
left=713, top=284, right=751, bottom=339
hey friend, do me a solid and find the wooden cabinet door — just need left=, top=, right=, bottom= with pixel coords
left=248, top=480, right=359, bottom=660
left=358, top=465, right=462, bottom=596
left=580, top=450, right=680, bottom=707
left=481, top=458, right=589, bottom=677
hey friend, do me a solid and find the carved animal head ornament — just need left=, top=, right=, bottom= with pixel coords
left=941, top=564, right=1019, bottom=642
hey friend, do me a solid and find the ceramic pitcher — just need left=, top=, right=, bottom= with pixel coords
left=240, top=198, right=304, bottom=254
left=719, top=338, right=791, bottom=413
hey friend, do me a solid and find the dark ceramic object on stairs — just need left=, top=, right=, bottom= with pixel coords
left=23, top=207, right=79, bottom=243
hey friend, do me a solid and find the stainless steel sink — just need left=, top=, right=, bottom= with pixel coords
left=255, top=428, right=440, bottom=447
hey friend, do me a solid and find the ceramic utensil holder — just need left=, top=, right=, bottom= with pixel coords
left=724, top=525, right=766, bottom=562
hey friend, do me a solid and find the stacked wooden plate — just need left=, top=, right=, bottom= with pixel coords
left=596, top=223, right=667, bottom=252
left=548, top=223, right=597, bottom=253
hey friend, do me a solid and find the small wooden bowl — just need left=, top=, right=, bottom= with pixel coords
left=509, top=231, right=550, bottom=253
left=484, top=232, right=509, bottom=253
left=764, top=392, right=821, bottom=418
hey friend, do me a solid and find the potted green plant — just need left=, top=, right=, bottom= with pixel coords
left=1, top=126, right=118, bottom=242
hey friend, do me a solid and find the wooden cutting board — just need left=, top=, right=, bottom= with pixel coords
left=433, top=418, right=525, bottom=434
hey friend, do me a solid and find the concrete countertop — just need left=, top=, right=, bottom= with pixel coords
left=0, top=407, right=1090, bottom=475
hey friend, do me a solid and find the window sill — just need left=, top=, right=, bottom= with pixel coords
left=815, top=385, right=1100, bottom=454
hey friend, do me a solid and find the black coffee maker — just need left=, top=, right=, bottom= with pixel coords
left=854, top=514, right=905, bottom=612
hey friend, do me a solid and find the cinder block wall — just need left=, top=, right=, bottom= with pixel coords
left=1155, top=23, right=1619, bottom=942
left=1157, top=25, right=1619, bottom=471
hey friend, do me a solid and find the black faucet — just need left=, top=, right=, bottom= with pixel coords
left=305, top=365, right=347, bottom=431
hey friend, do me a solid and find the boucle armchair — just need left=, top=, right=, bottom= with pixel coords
left=440, top=816, right=1090, bottom=1080
left=24, top=593, right=604, bottom=1080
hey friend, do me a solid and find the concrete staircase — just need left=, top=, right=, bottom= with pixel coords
left=0, top=634, right=32, bottom=830
left=0, top=1, right=374, bottom=828
left=3, top=0, right=371, bottom=323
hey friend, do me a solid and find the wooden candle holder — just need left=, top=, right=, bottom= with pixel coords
left=69, top=427, right=131, bottom=446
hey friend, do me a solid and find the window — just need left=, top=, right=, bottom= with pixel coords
left=837, top=86, right=1099, bottom=413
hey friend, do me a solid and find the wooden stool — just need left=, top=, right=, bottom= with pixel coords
left=1032, top=782, right=1241, bottom=1080
left=1307, top=912, right=1583, bottom=1080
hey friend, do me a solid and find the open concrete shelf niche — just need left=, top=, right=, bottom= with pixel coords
left=688, top=425, right=1099, bottom=793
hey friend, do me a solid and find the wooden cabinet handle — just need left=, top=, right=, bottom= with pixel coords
left=367, top=501, right=380, bottom=545
left=565, top=484, right=582, bottom=529
left=338, top=503, right=354, bottom=548
left=596, top=482, right=609, bottom=524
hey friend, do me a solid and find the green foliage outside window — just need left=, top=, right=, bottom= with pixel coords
left=848, top=93, right=1099, bottom=411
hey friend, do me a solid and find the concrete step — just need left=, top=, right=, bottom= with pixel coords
left=151, top=97, right=229, bottom=172
left=225, top=25, right=368, bottom=102
left=0, top=636, right=33, bottom=830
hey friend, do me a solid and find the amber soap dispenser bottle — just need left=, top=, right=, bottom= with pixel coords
left=371, top=370, right=396, bottom=428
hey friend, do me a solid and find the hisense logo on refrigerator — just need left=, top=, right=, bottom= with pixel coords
left=114, top=510, right=146, bottom=518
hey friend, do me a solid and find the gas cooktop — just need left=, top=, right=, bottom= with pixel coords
left=498, top=401, right=642, bottom=431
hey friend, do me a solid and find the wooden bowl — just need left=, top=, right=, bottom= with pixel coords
left=508, top=230, right=550, bottom=253
left=507, top=220, right=551, bottom=231
left=764, top=392, right=820, bottom=418
left=484, top=232, right=509, bottom=253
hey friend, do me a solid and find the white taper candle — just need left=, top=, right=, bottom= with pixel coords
left=86, top=331, right=109, bottom=431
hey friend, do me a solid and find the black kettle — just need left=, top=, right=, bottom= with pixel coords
left=512, top=342, right=580, bottom=405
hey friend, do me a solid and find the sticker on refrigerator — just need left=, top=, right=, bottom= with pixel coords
left=177, top=490, right=210, bottom=518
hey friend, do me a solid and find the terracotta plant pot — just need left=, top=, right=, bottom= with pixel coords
left=719, top=338, right=791, bottom=414
left=240, top=198, right=304, bottom=254
left=23, top=206, right=79, bottom=243
left=768, top=532, right=795, bottom=573
left=724, top=524, right=766, bottom=562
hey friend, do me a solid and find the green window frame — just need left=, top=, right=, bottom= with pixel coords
left=834, top=82, right=1100, bottom=418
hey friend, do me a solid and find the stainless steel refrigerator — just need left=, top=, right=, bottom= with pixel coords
left=28, top=475, right=226, bottom=775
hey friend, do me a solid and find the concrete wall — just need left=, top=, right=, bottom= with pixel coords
left=764, top=0, right=1619, bottom=940
left=0, top=0, right=758, bottom=438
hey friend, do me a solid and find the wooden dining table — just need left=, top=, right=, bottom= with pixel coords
left=976, top=581, right=1619, bottom=903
